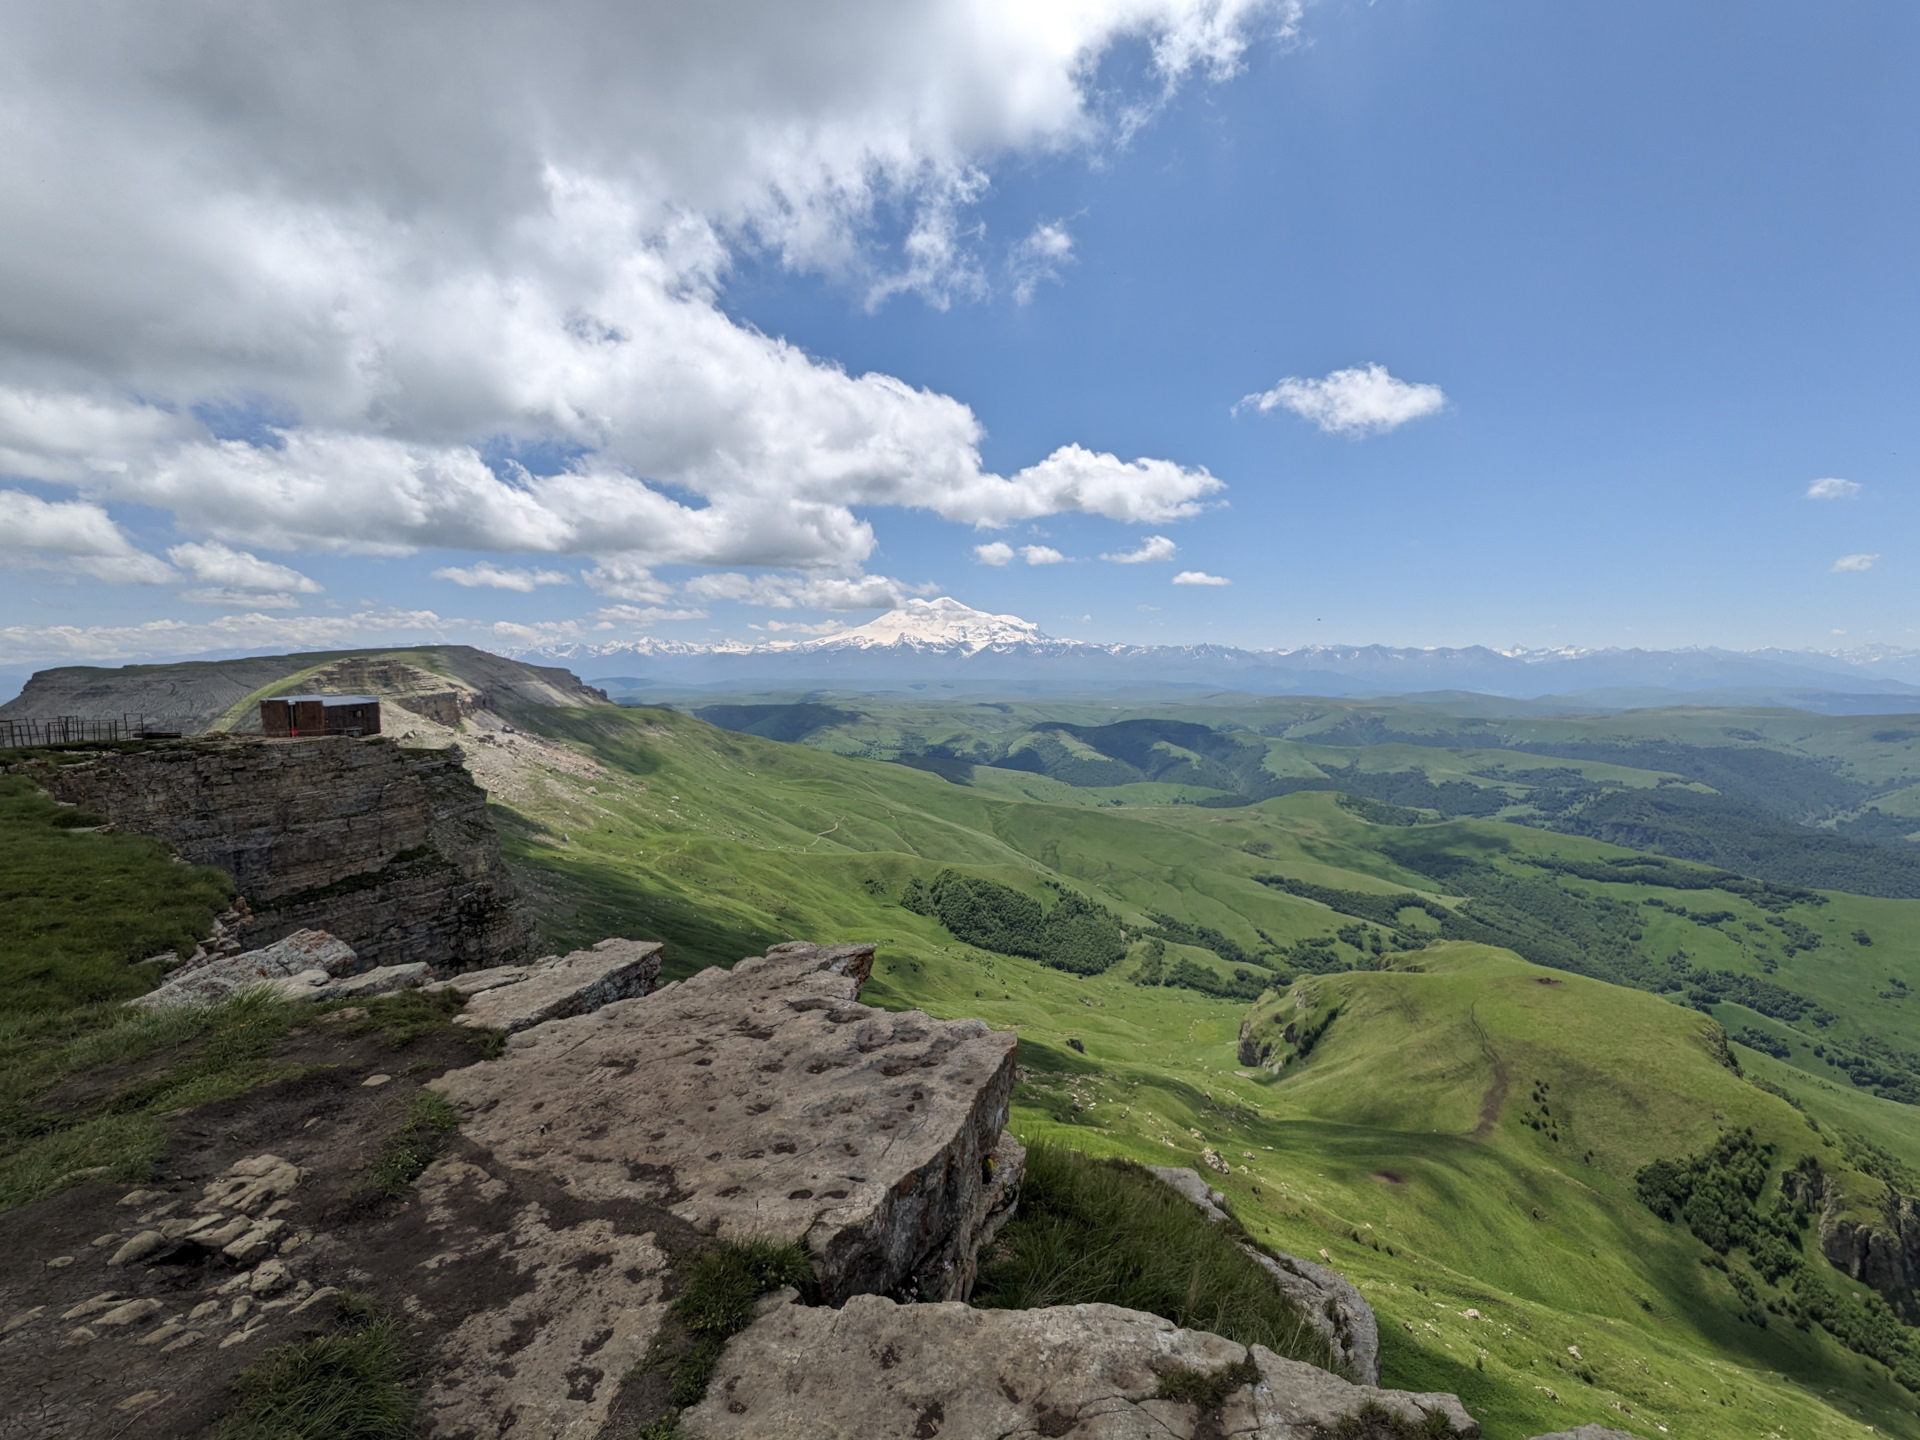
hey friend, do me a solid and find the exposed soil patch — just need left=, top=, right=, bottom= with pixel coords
left=1468, top=1005, right=1508, bottom=1139
left=1533, top=976, right=1563, bottom=986
left=0, top=1012, right=699, bottom=1440
left=1369, top=1170, right=1407, bottom=1187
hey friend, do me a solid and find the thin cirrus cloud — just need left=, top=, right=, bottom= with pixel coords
left=1832, top=554, right=1879, bottom=573
left=1172, top=569, right=1230, bottom=586
left=1102, top=535, right=1177, bottom=564
left=432, top=562, right=575, bottom=592
left=1806, top=477, right=1861, bottom=500
left=0, top=0, right=1281, bottom=644
left=1237, top=363, right=1446, bottom=436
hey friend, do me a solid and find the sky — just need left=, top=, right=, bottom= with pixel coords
left=0, top=0, right=1916, bottom=668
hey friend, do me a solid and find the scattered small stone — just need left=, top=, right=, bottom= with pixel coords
left=217, top=1271, right=255, bottom=1296
left=287, top=1286, right=339, bottom=1316
left=192, top=1215, right=252, bottom=1249
left=118, top=1189, right=166, bottom=1208
left=188, top=1300, right=221, bottom=1322
left=116, top=1389, right=166, bottom=1412
left=278, top=1229, right=310, bottom=1254
left=248, top=1258, right=291, bottom=1296
left=136, top=1200, right=181, bottom=1223
left=61, top=1293, right=125, bottom=1321
left=160, top=1331, right=203, bottom=1353
left=317, top=1007, right=368, bottom=1025
left=229, top=1297, right=253, bottom=1324
left=362, top=1073, right=393, bottom=1087
left=96, top=1298, right=165, bottom=1328
left=3, top=1306, right=45, bottom=1334
left=60, top=1327, right=98, bottom=1347
left=219, top=1322, right=268, bottom=1349
left=196, top=1153, right=302, bottom=1216
left=108, top=1230, right=167, bottom=1267
left=1464, top=1308, right=1482, bottom=1320
left=44, top=1255, right=74, bottom=1268
left=90, top=1233, right=122, bottom=1247
left=136, top=1321, right=187, bottom=1347
left=224, top=1218, right=287, bottom=1263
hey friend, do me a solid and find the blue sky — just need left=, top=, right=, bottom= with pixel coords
left=0, top=0, right=1915, bottom=664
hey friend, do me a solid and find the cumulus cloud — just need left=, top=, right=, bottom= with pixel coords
left=592, top=604, right=707, bottom=625
left=1832, top=553, right=1879, bottom=573
left=1020, top=545, right=1067, bottom=564
left=1807, top=477, right=1861, bottom=500
left=1102, top=534, right=1177, bottom=563
left=432, top=562, right=574, bottom=592
left=169, top=540, right=322, bottom=596
left=0, top=488, right=174, bottom=583
left=1172, top=569, right=1230, bottom=585
left=974, top=541, right=1015, bottom=566
left=1237, top=363, right=1446, bottom=435
left=0, top=1, right=1278, bottom=606
left=1009, top=222, right=1075, bottom=304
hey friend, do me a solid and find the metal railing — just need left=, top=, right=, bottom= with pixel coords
left=0, top=714, right=189, bottom=748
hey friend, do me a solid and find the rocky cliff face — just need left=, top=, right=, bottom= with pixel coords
left=33, top=735, right=537, bottom=972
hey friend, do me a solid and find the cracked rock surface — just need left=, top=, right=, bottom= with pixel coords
left=432, top=941, right=1020, bottom=1303
left=439, top=937, right=663, bottom=1033
left=680, top=1293, right=1479, bottom=1439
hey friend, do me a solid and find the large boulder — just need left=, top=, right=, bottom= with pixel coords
left=430, top=940, right=1022, bottom=1303
left=440, top=937, right=662, bottom=1033
left=680, top=1293, right=1478, bottom=1439
left=1149, top=1165, right=1380, bottom=1385
left=131, top=929, right=356, bottom=1010
left=1527, top=1428, right=1640, bottom=1440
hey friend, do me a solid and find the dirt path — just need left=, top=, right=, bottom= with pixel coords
left=1468, top=1004, right=1508, bottom=1137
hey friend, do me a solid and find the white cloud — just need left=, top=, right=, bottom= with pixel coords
left=1807, top=477, right=1861, bottom=500
left=1172, top=569, right=1230, bottom=585
left=432, top=562, right=574, bottom=592
left=751, top=618, right=850, bottom=635
left=1237, top=363, right=1446, bottom=435
left=681, top=570, right=936, bottom=610
left=0, top=607, right=446, bottom=664
left=1102, top=534, right=1177, bottom=563
left=1832, top=553, right=1879, bottom=573
left=1010, top=221, right=1075, bottom=304
left=582, top=557, right=676, bottom=604
left=0, top=488, right=174, bottom=583
left=1020, top=544, right=1067, bottom=564
left=974, top=541, right=1015, bottom=565
left=169, top=539, right=322, bottom=594
left=179, top=588, right=307, bottom=610
left=592, top=604, right=707, bottom=625
left=0, top=3, right=1282, bottom=583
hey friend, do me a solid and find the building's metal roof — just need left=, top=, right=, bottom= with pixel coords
left=268, top=695, right=381, bottom=705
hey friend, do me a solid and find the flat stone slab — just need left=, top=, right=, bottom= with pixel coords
left=131, top=930, right=356, bottom=1010
left=431, top=941, right=1019, bottom=1303
left=447, top=937, right=662, bottom=1033
left=680, top=1294, right=1479, bottom=1439
left=1150, top=1166, right=1380, bottom=1385
left=1528, top=1429, right=1640, bottom=1440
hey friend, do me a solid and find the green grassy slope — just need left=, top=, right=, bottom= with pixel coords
left=482, top=703, right=1920, bottom=1439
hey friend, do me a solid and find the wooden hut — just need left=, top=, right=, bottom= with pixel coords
left=259, top=694, right=382, bottom=738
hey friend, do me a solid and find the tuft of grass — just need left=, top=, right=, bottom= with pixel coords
left=972, top=1142, right=1337, bottom=1374
left=328, top=985, right=503, bottom=1054
left=364, top=1090, right=464, bottom=1198
left=1156, top=1356, right=1259, bottom=1408
left=1331, top=1399, right=1462, bottom=1439
left=220, top=1291, right=413, bottom=1440
left=646, top=1240, right=818, bottom=1415
left=0, top=988, right=314, bottom=1212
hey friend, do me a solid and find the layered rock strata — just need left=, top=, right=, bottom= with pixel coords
left=681, top=1294, right=1478, bottom=1439
left=435, top=937, right=663, bottom=1033
left=1151, top=1164, right=1381, bottom=1385
left=431, top=940, right=1023, bottom=1305
left=37, top=735, right=536, bottom=971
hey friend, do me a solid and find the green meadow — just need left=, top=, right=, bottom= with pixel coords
left=476, top=700, right=1920, bottom=1440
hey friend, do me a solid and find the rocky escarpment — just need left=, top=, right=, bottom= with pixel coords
left=682, top=1295, right=1477, bottom=1439
left=1795, top=1162, right=1920, bottom=1320
left=1150, top=1165, right=1381, bottom=1385
left=29, top=735, right=536, bottom=972
left=0, top=938, right=1476, bottom=1439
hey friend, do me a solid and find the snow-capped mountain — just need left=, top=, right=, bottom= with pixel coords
left=519, top=598, right=1920, bottom=703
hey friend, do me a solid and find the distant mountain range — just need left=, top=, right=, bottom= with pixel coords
left=524, top=597, right=1920, bottom=707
